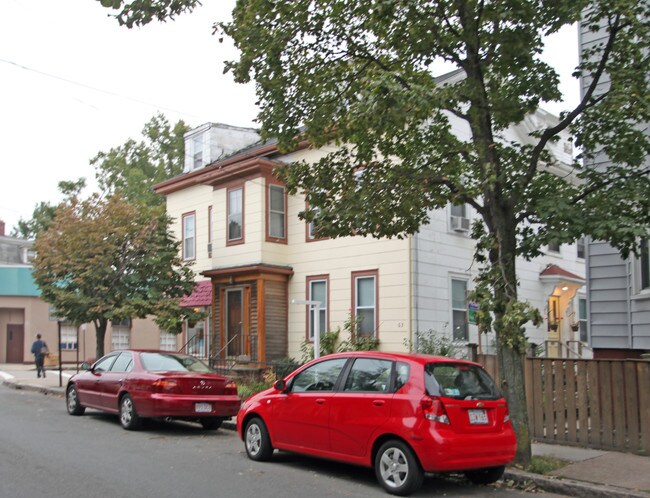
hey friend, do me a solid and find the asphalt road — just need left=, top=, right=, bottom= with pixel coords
left=0, top=387, right=567, bottom=498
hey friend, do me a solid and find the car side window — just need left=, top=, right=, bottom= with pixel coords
left=110, top=352, right=134, bottom=373
left=343, top=358, right=393, bottom=392
left=93, top=355, right=117, bottom=373
left=394, top=362, right=410, bottom=392
left=291, top=358, right=347, bottom=393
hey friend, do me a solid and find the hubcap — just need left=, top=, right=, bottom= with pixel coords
left=121, top=398, right=133, bottom=426
left=67, top=389, right=77, bottom=411
left=379, top=447, right=409, bottom=488
left=246, top=423, right=261, bottom=455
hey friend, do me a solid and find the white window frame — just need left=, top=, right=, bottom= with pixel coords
left=192, top=134, right=203, bottom=170
left=450, top=278, right=469, bottom=342
left=353, top=272, right=377, bottom=338
left=159, top=331, right=177, bottom=351
left=268, top=184, right=286, bottom=239
left=111, top=319, right=131, bottom=350
left=60, top=323, right=78, bottom=350
left=182, top=212, right=196, bottom=260
left=227, top=187, right=244, bottom=242
left=308, top=278, right=328, bottom=341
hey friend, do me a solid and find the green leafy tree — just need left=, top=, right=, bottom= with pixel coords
left=91, top=113, right=189, bottom=208
left=99, top=0, right=650, bottom=466
left=32, top=193, right=197, bottom=359
left=11, top=179, right=86, bottom=239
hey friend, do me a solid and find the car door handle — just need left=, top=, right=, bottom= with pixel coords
left=315, top=399, right=326, bottom=405
left=372, top=400, right=386, bottom=407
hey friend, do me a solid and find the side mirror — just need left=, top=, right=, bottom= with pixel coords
left=273, top=379, right=287, bottom=392
left=80, top=362, right=91, bottom=371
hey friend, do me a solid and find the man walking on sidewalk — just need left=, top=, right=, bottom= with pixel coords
left=30, top=334, right=48, bottom=378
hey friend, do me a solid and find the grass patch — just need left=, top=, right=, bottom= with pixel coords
left=237, top=380, right=272, bottom=400
left=526, top=455, right=570, bottom=475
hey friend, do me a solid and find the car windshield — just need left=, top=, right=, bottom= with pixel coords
left=140, top=352, right=212, bottom=373
left=424, top=363, right=500, bottom=400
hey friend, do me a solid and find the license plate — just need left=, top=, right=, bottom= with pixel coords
left=195, top=402, right=212, bottom=413
left=468, top=409, right=488, bottom=424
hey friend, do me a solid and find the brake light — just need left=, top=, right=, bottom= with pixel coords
left=224, top=381, right=238, bottom=396
left=421, top=396, right=450, bottom=424
left=152, top=379, right=179, bottom=393
left=504, top=405, right=511, bottom=424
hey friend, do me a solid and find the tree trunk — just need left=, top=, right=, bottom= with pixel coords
left=94, top=318, right=108, bottom=359
left=497, top=342, right=531, bottom=466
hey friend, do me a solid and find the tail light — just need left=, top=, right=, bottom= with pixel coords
left=421, top=396, right=450, bottom=424
left=504, top=405, right=511, bottom=424
left=151, top=379, right=179, bottom=393
left=224, top=380, right=238, bottom=396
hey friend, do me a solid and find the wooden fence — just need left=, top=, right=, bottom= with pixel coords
left=477, top=355, right=650, bottom=453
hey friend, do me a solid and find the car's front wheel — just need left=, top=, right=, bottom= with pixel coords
left=375, top=440, right=424, bottom=496
left=119, top=394, right=142, bottom=430
left=200, top=417, right=224, bottom=430
left=66, top=385, right=85, bottom=416
left=244, top=417, right=273, bottom=461
left=464, top=465, right=505, bottom=485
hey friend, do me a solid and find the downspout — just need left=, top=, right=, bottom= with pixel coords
left=627, top=258, right=633, bottom=349
left=411, top=232, right=419, bottom=351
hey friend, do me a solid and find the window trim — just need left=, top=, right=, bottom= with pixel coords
left=207, top=205, right=213, bottom=257
left=576, top=237, right=586, bottom=259
left=351, top=270, right=379, bottom=340
left=192, top=134, right=203, bottom=170
left=226, top=184, right=245, bottom=246
left=182, top=211, right=196, bottom=261
left=306, top=275, right=330, bottom=342
left=266, top=182, right=287, bottom=243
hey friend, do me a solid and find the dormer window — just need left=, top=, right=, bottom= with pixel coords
left=193, top=135, right=203, bottom=170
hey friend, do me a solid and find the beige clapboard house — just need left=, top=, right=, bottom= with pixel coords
left=155, top=109, right=587, bottom=365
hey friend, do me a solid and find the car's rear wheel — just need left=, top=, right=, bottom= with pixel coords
left=66, top=385, right=85, bottom=416
left=119, top=394, right=142, bottom=430
left=375, top=440, right=424, bottom=496
left=244, top=417, right=273, bottom=461
left=464, top=465, right=505, bottom=485
left=200, top=417, right=224, bottom=430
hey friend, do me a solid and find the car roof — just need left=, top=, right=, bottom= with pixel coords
left=318, top=351, right=480, bottom=367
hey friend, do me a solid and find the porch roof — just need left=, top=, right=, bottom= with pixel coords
left=539, top=264, right=584, bottom=284
left=180, top=280, right=212, bottom=307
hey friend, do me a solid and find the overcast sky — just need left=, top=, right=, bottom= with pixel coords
left=0, top=0, right=578, bottom=235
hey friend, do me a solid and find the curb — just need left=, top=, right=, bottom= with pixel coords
left=2, top=380, right=65, bottom=397
left=504, top=468, right=649, bottom=498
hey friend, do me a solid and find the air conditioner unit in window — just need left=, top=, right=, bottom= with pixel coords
left=450, top=216, right=470, bottom=232
left=207, top=242, right=212, bottom=256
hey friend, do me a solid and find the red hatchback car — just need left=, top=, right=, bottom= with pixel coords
left=66, top=350, right=240, bottom=431
left=237, top=352, right=516, bottom=496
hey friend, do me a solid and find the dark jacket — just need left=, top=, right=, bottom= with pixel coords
left=31, top=339, right=48, bottom=358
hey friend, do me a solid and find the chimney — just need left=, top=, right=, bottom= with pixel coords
left=0, top=220, right=5, bottom=236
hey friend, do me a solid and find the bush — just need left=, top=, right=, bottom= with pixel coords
left=404, top=329, right=466, bottom=358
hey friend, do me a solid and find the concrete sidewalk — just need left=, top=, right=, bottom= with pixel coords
left=1, top=363, right=648, bottom=498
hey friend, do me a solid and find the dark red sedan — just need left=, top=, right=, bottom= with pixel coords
left=237, top=352, right=516, bottom=496
left=66, top=350, right=240, bottom=431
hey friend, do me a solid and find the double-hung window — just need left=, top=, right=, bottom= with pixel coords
left=182, top=212, right=196, bottom=261
left=111, top=319, right=131, bottom=350
left=227, top=187, right=244, bottom=244
left=60, top=323, right=77, bottom=350
left=192, top=135, right=203, bottom=170
left=578, top=298, right=588, bottom=343
left=353, top=271, right=378, bottom=338
left=268, top=184, right=286, bottom=240
left=641, top=238, right=650, bottom=291
left=307, top=276, right=328, bottom=341
left=451, top=279, right=468, bottom=341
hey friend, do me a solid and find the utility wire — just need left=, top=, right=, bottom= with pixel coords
left=0, top=57, right=206, bottom=120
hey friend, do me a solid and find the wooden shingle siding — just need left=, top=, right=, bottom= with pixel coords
left=265, top=280, right=288, bottom=359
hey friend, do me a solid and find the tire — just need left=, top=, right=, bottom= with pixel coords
left=200, top=417, right=224, bottom=431
left=66, top=385, right=85, bottom=416
left=374, top=440, right=424, bottom=496
left=244, top=417, right=273, bottom=461
left=464, top=465, right=505, bottom=485
left=119, top=394, right=142, bottom=430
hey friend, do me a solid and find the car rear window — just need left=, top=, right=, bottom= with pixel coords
left=424, top=363, right=500, bottom=400
left=141, top=353, right=212, bottom=373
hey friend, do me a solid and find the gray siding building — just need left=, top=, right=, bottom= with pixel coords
left=580, top=17, right=650, bottom=359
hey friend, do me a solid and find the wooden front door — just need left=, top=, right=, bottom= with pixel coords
left=6, top=324, right=24, bottom=363
left=226, top=289, right=243, bottom=357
